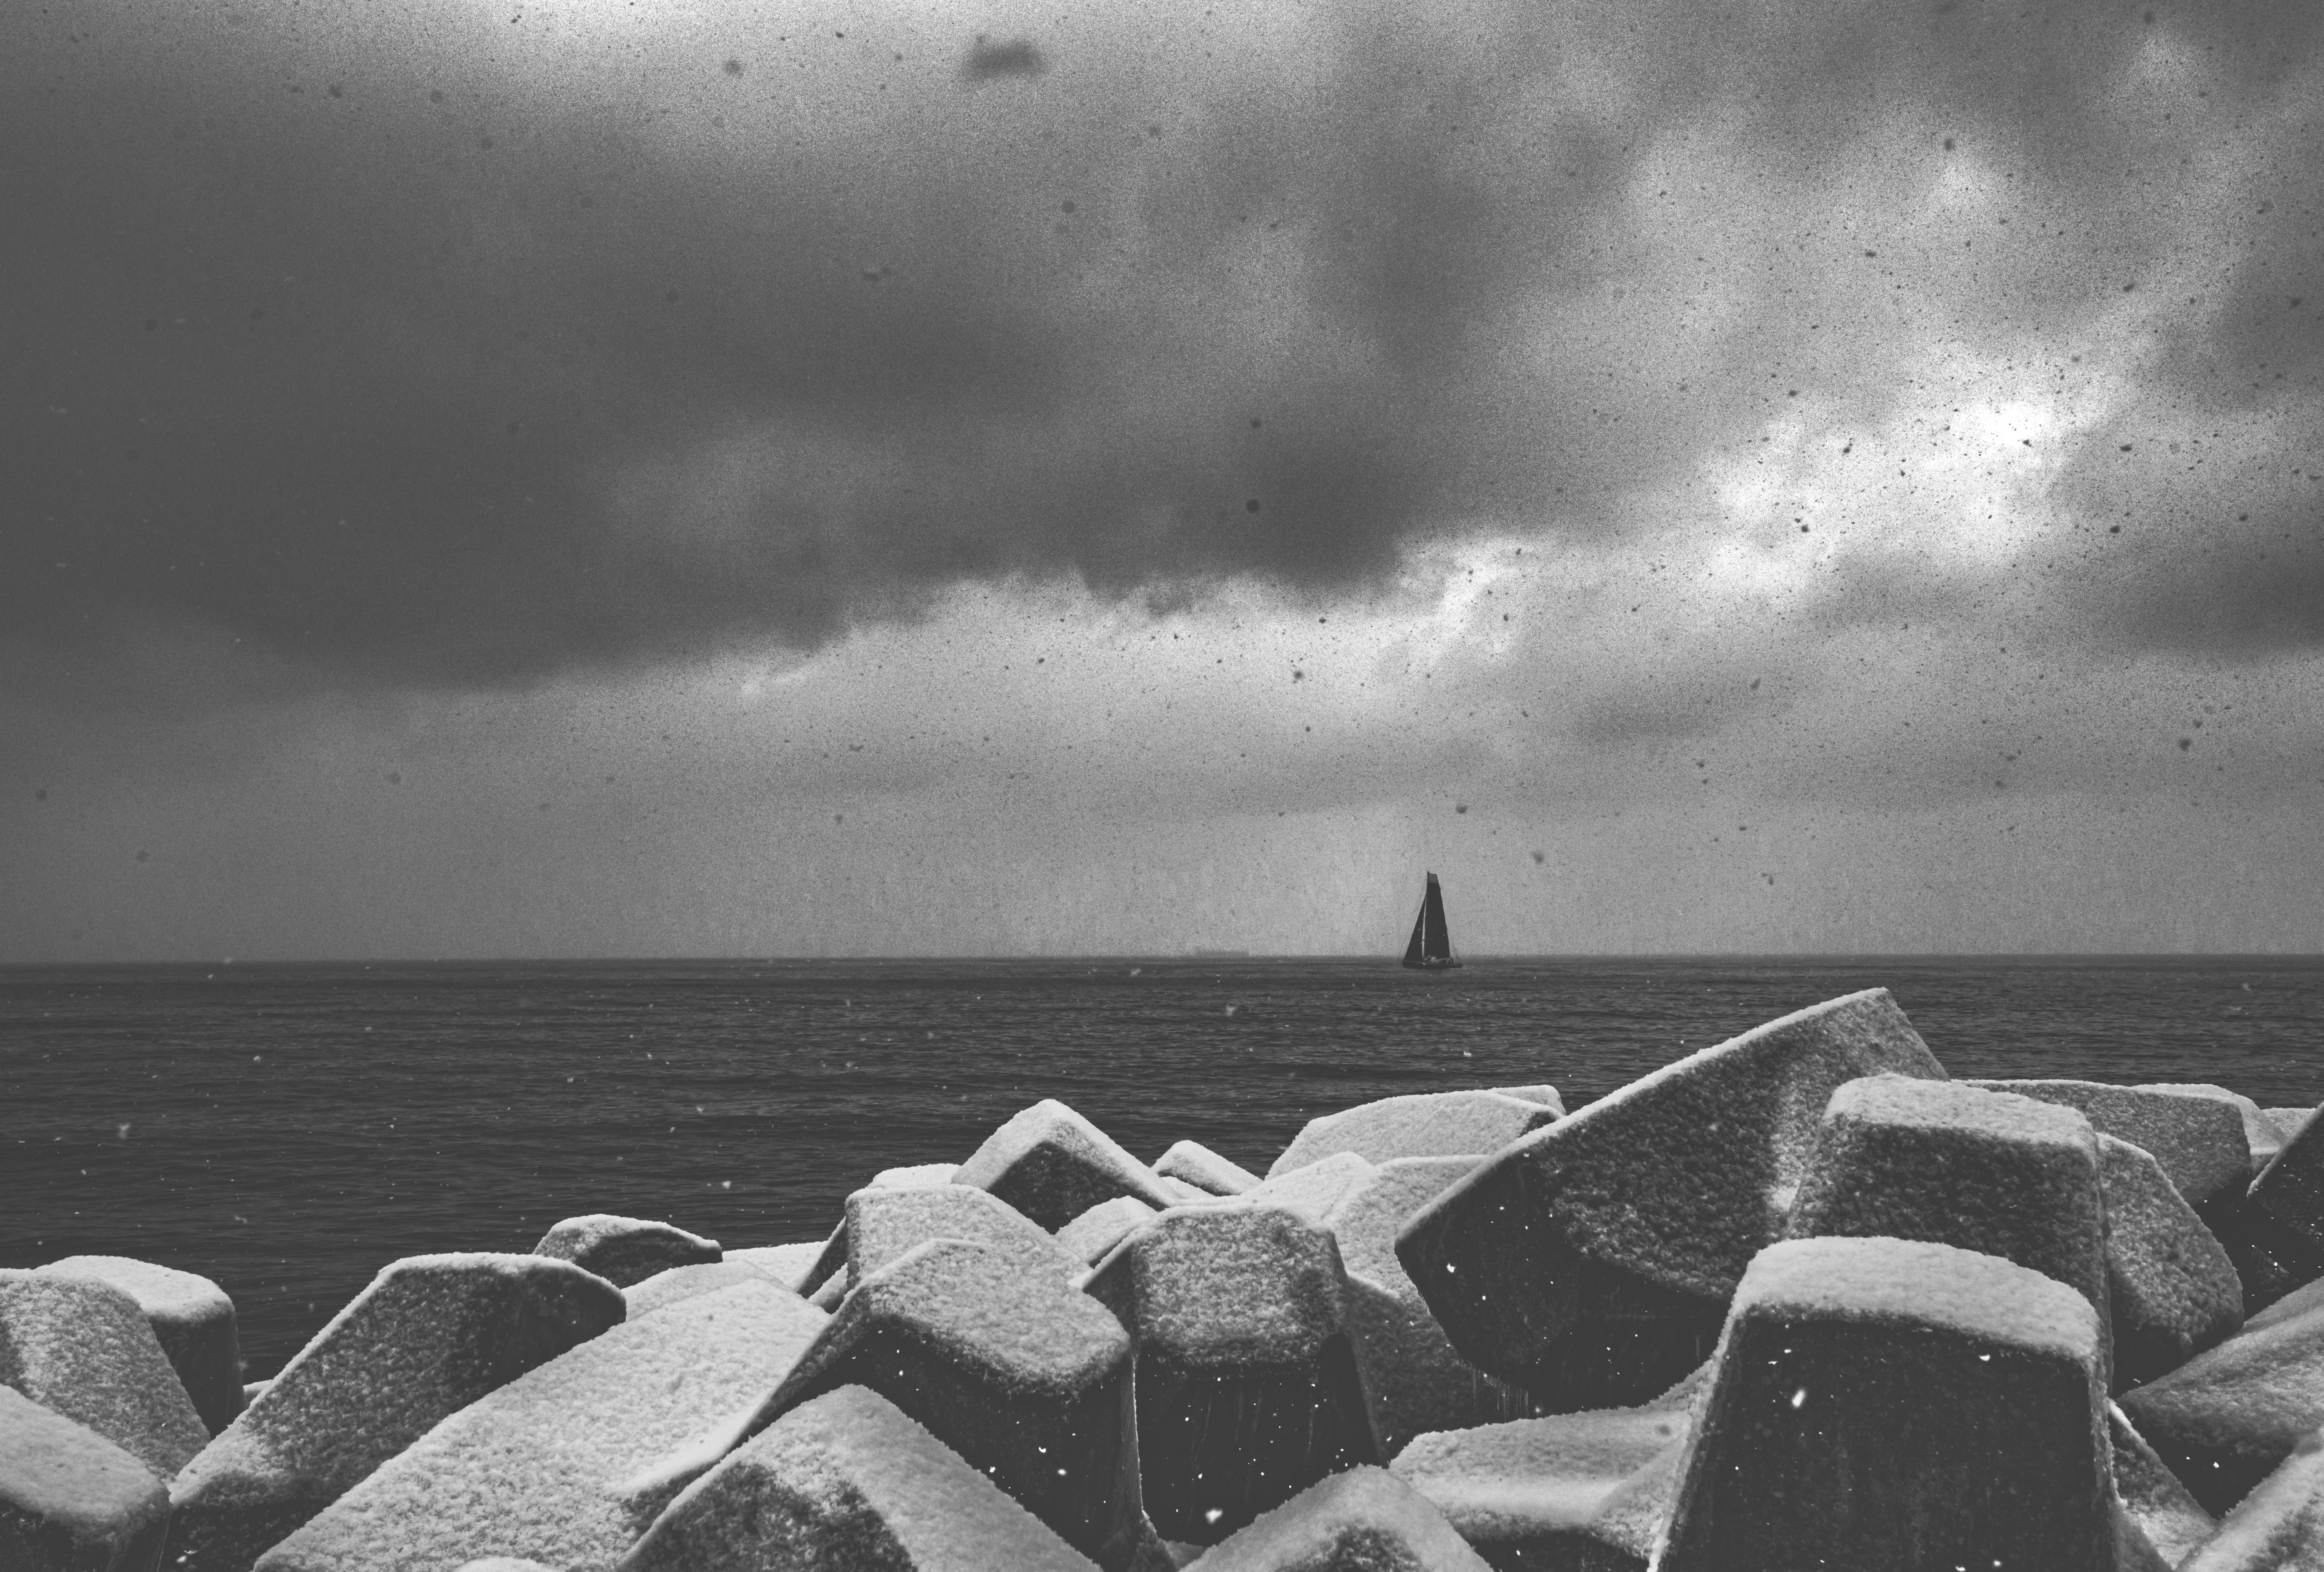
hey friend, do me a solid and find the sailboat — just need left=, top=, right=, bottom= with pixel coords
left=1400, top=872, right=1463, bottom=970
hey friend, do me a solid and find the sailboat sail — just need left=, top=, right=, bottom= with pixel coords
left=1401, top=872, right=1461, bottom=969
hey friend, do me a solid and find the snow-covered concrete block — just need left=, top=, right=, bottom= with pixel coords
left=1184, top=1467, right=1490, bottom=1572
left=2220, top=1107, right=2324, bottom=1312
left=1389, top=1399, right=1687, bottom=1568
left=618, top=1384, right=1100, bottom=1572
left=2117, top=1290, right=2324, bottom=1516
left=1315, top=1156, right=1533, bottom=1455
left=2110, top=1402, right=2217, bottom=1570
left=2246, top=1275, right=2324, bottom=1335
left=872, top=1163, right=961, bottom=1189
left=951, top=1100, right=1179, bottom=1231
left=2100, top=1132, right=2244, bottom=1386
left=1058, top=1197, right=1160, bottom=1267
left=2137, top=1084, right=2280, bottom=1178
left=35, top=1257, right=245, bottom=1436
left=533, top=1215, right=721, bottom=1290
left=746, top=1239, right=1144, bottom=1571
left=2265, top=1107, right=2318, bottom=1143
left=1399, top=989, right=1947, bottom=1411
left=1784, top=1076, right=2112, bottom=1360
left=251, top=1280, right=827, bottom=1572
left=2177, top=1428, right=2324, bottom=1572
left=1965, top=1079, right=2252, bottom=1211
left=1266, top=1090, right=1562, bottom=1179
left=1153, top=1141, right=1260, bottom=1197
left=1655, top=1237, right=2114, bottom=1571
left=624, top=1260, right=779, bottom=1320
left=168, top=1253, right=625, bottom=1572
left=0, top=1269, right=208, bottom=1482
left=1085, top=1204, right=1376, bottom=1545
left=844, top=1183, right=1077, bottom=1289
left=721, top=1243, right=827, bottom=1294
left=0, top=1383, right=170, bottom=1572
left=1244, top=1152, right=1375, bottom=1225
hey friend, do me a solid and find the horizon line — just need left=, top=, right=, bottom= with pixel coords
left=4, top=950, right=2322, bottom=968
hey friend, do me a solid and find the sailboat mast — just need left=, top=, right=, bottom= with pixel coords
left=1422, top=872, right=1451, bottom=960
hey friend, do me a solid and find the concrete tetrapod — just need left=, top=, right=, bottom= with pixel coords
left=2136, top=1085, right=2281, bottom=1181
left=1266, top=1090, right=1563, bottom=1179
left=1183, top=1467, right=1491, bottom=1572
left=1058, top=1198, right=1161, bottom=1267
left=1962, top=1080, right=2254, bottom=1214
left=723, top=1244, right=829, bottom=1294
left=0, top=1270, right=210, bottom=1482
left=623, top=1260, right=781, bottom=1319
left=532, top=1215, right=722, bottom=1290
left=0, top=1384, right=171, bottom=1572
left=1655, top=1236, right=2117, bottom=1572
left=1154, top=1141, right=1262, bottom=1197
left=745, top=1238, right=1148, bottom=1572
left=2118, top=1292, right=2324, bottom=1516
left=2220, top=1108, right=2324, bottom=1312
left=1085, top=1204, right=1377, bottom=1547
left=803, top=1182, right=1082, bottom=1311
left=951, top=1100, right=1180, bottom=1231
left=167, top=1253, right=625, bottom=1572
left=2099, top=1132, right=2246, bottom=1386
left=2178, top=1429, right=2324, bottom=1572
left=252, top=1281, right=829, bottom=1572
left=1398, top=989, right=1947, bottom=1411
left=34, top=1257, right=245, bottom=1436
left=2110, top=1402, right=2220, bottom=1569
left=619, top=1384, right=1100, bottom=1572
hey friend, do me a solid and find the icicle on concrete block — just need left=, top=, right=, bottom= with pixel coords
left=1178, top=1467, right=1490, bottom=1572
left=1316, top=1156, right=1536, bottom=1455
left=2117, top=1289, right=2324, bottom=1516
left=618, top=1384, right=1100, bottom=1572
left=35, top=1257, right=245, bottom=1437
left=721, top=1244, right=827, bottom=1295
left=1390, top=1399, right=1689, bottom=1569
left=2137, top=1085, right=2280, bottom=1180
left=2100, top=1132, right=2245, bottom=1386
left=952, top=1100, right=1180, bottom=1231
left=1265, top=1090, right=1563, bottom=1179
left=1084, top=1203, right=1376, bottom=1547
left=0, top=1384, right=171, bottom=1572
left=1784, top=1075, right=2113, bottom=1378
left=625, top=1260, right=781, bottom=1320
left=1964, top=1079, right=2253, bottom=1213
left=167, top=1254, right=625, bottom=1572
left=2110, top=1402, right=2218, bottom=1570
left=533, top=1215, right=722, bottom=1290
left=1655, top=1236, right=2116, bottom=1572
left=745, top=1238, right=1145, bottom=1571
left=2177, top=1429, right=2324, bottom=1572
left=251, top=1281, right=827, bottom=1572
left=0, top=1270, right=208, bottom=1482
left=1060, top=1198, right=1161, bottom=1267
left=1154, top=1141, right=1261, bottom=1197
left=1399, top=989, right=1947, bottom=1413
left=2217, top=1108, right=2324, bottom=1313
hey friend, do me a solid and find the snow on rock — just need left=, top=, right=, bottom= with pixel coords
left=1398, top=989, right=1946, bottom=1410
left=251, top=1280, right=827, bottom=1572
left=1266, top=1090, right=1563, bottom=1180
left=1153, top=1141, right=1261, bottom=1197
left=2110, top=1401, right=2219, bottom=1569
left=2137, top=1085, right=2280, bottom=1179
left=1656, top=1236, right=2112, bottom=1570
left=2218, top=1109, right=2324, bottom=1314
left=0, top=1383, right=171, bottom=1572
left=2098, top=1132, right=2245, bottom=1387
left=1243, top=1153, right=1376, bottom=1226
left=1177, top=1466, right=1490, bottom=1572
left=35, top=1257, right=245, bottom=1437
left=1964, top=1079, right=2253, bottom=1212
left=2177, top=1428, right=2324, bottom=1572
left=841, top=1184, right=1077, bottom=1293
left=532, top=1216, right=721, bottom=1291
left=1058, top=1197, right=1161, bottom=1268
left=623, top=1261, right=781, bottom=1320
left=619, top=1384, right=1100, bottom=1572
left=720, top=1244, right=827, bottom=1295
left=745, top=1238, right=1145, bottom=1571
left=1085, top=1204, right=1375, bottom=1545
left=0, top=1269, right=209, bottom=1482
left=452, top=1561, right=560, bottom=1572
left=950, top=1100, right=1180, bottom=1231
left=2117, top=1288, right=2324, bottom=1516
left=872, top=1163, right=961, bottom=1189
left=1389, top=1400, right=1687, bottom=1566
left=167, top=1254, right=625, bottom=1572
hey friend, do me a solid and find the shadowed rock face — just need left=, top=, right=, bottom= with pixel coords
left=2177, top=1429, right=2324, bottom=1572
left=2109, top=1403, right=2217, bottom=1571
left=2217, top=1109, right=2324, bottom=1313
left=2119, top=1294, right=2324, bottom=1518
left=1399, top=989, right=1946, bottom=1411
left=952, top=1101, right=1179, bottom=1232
left=2097, top=1134, right=2244, bottom=1388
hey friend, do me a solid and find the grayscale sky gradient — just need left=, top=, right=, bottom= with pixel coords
left=5, top=0, right=2320, bottom=958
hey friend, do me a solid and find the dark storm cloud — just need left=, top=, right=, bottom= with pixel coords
left=5, top=0, right=2322, bottom=701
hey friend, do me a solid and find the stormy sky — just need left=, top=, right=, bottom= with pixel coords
left=4, top=0, right=2321, bottom=959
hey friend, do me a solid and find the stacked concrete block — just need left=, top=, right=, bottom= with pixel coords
left=624, top=1260, right=780, bottom=1319
left=1267, top=1090, right=1563, bottom=1179
left=2137, top=1084, right=2281, bottom=1178
left=871, top=1163, right=961, bottom=1189
left=2109, top=1403, right=2219, bottom=1569
left=2220, top=1109, right=2324, bottom=1312
left=0, top=1384, right=172, bottom=1572
left=1185, top=1467, right=1491, bottom=1572
left=1399, top=989, right=1947, bottom=1411
left=533, top=1216, right=722, bottom=1290
left=1654, top=1236, right=2116, bottom=1570
left=1964, top=1080, right=2252, bottom=1215
left=747, top=1239, right=1147, bottom=1571
left=1154, top=1141, right=1261, bottom=1197
left=34, top=1257, right=246, bottom=1435
left=952, top=1100, right=1180, bottom=1230
left=2099, top=1133, right=2246, bottom=1385
left=618, top=1384, right=1100, bottom=1572
left=805, top=1183, right=1080, bottom=1310
left=2178, top=1429, right=2324, bottom=1572
left=2117, top=1291, right=2324, bottom=1516
left=0, top=1270, right=210, bottom=1481
left=722, top=1243, right=828, bottom=1293
left=253, top=1281, right=828, bottom=1572
left=168, top=1254, right=625, bottom=1572
left=1085, top=1204, right=1376, bottom=1547
left=1058, top=1197, right=1161, bottom=1267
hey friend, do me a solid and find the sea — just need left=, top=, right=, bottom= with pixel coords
left=4, top=955, right=2320, bottom=1378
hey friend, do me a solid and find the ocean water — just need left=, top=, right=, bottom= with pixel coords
left=4, top=955, right=2320, bottom=1376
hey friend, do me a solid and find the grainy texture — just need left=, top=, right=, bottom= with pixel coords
left=2098, top=1133, right=2244, bottom=1386
left=1185, top=1467, right=1492, bottom=1572
left=1266, top=1091, right=1563, bottom=1179
left=35, top=1257, right=246, bottom=1436
left=624, top=1260, right=781, bottom=1319
left=2109, top=1402, right=2218, bottom=1569
left=532, top=1217, right=722, bottom=1290
left=1058, top=1198, right=1160, bottom=1267
left=843, top=1185, right=1075, bottom=1289
left=1153, top=1142, right=1261, bottom=1197
left=2179, top=1430, right=2324, bottom=1572
left=0, top=1270, right=210, bottom=1482
left=951, top=1101, right=1180, bottom=1231
left=2118, top=1293, right=2324, bottom=1516
left=1390, top=1401, right=1686, bottom=1566
left=0, top=1384, right=170, bottom=1572
left=723, top=1245, right=829, bottom=1295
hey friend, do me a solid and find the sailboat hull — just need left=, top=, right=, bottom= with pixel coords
left=1400, top=956, right=1463, bottom=970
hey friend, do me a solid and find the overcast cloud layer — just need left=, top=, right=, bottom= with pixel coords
left=4, top=0, right=2321, bottom=958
